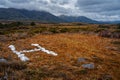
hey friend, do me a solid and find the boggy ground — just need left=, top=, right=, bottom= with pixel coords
left=0, top=33, right=120, bottom=80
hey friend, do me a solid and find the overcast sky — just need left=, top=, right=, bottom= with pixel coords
left=0, top=0, right=120, bottom=21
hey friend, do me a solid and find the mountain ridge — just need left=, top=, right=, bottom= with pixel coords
left=0, top=8, right=64, bottom=22
left=0, top=8, right=120, bottom=24
left=58, top=15, right=99, bottom=23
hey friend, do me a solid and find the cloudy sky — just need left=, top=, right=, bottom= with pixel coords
left=0, top=0, right=120, bottom=21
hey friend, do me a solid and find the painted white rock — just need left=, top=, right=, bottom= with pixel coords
left=9, top=44, right=58, bottom=61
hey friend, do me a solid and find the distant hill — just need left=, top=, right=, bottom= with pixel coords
left=59, top=15, right=120, bottom=24
left=0, top=8, right=120, bottom=24
left=58, top=15, right=99, bottom=24
left=0, top=8, right=64, bottom=22
left=100, top=21, right=120, bottom=24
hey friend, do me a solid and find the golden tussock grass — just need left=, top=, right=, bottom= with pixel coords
left=0, top=33, right=120, bottom=80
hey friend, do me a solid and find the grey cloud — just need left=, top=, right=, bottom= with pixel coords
left=9, top=0, right=30, bottom=3
left=51, top=0, right=69, bottom=5
left=0, top=0, right=7, bottom=5
left=75, top=0, right=120, bottom=21
left=76, top=0, right=120, bottom=12
left=76, top=0, right=104, bottom=6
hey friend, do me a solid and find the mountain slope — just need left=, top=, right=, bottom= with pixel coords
left=0, top=8, right=64, bottom=22
left=59, top=15, right=99, bottom=23
left=0, top=8, right=120, bottom=24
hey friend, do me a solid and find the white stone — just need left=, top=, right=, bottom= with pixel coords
left=82, top=63, right=95, bottom=69
left=78, top=58, right=86, bottom=62
left=0, top=58, right=7, bottom=63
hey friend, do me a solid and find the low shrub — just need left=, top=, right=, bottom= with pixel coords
left=98, top=30, right=120, bottom=38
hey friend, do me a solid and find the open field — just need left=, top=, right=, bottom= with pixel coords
left=0, top=22, right=120, bottom=80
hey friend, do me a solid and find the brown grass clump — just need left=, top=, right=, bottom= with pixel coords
left=0, top=60, right=27, bottom=79
left=0, top=33, right=120, bottom=80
